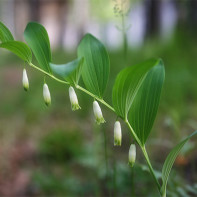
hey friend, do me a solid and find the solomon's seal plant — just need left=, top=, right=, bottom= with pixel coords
left=0, top=21, right=196, bottom=197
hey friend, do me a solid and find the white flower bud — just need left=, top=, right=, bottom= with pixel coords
left=114, top=121, right=122, bottom=146
left=128, top=144, right=136, bottom=167
left=69, top=86, right=80, bottom=111
left=43, top=83, right=51, bottom=106
left=93, top=101, right=105, bottom=125
left=22, top=68, right=29, bottom=91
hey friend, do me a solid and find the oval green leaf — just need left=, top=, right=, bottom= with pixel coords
left=128, top=60, right=165, bottom=144
left=24, top=22, right=52, bottom=73
left=0, top=22, right=14, bottom=42
left=77, top=33, right=110, bottom=98
left=161, top=130, right=197, bottom=196
left=112, top=59, right=160, bottom=119
left=49, top=58, right=83, bottom=85
left=0, top=41, right=32, bottom=63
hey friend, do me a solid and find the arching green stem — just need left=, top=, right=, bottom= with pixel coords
left=28, top=61, right=162, bottom=196
left=75, top=85, right=115, bottom=112
left=141, top=145, right=162, bottom=195
left=29, top=62, right=69, bottom=85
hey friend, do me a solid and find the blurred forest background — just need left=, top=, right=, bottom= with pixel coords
left=0, top=0, right=197, bottom=196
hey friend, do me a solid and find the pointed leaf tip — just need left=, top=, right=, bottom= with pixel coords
left=0, top=22, right=14, bottom=42
left=24, top=22, right=52, bottom=73
left=78, top=33, right=110, bottom=98
left=128, top=59, right=165, bottom=144
left=161, top=130, right=197, bottom=195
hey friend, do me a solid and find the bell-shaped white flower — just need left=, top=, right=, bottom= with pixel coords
left=128, top=144, right=136, bottom=167
left=93, top=101, right=105, bottom=124
left=114, top=121, right=122, bottom=146
left=43, top=83, right=51, bottom=106
left=69, top=86, right=80, bottom=111
left=22, top=68, right=29, bottom=91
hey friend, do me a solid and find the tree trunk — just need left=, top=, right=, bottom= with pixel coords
left=29, top=0, right=41, bottom=21
left=145, top=0, right=161, bottom=38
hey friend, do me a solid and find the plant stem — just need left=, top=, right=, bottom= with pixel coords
left=29, top=62, right=69, bottom=85
left=120, top=0, right=128, bottom=63
left=103, top=126, right=109, bottom=175
left=102, top=125, right=113, bottom=197
left=130, top=167, right=135, bottom=197
left=76, top=85, right=115, bottom=112
left=113, top=159, right=117, bottom=197
left=126, top=120, right=161, bottom=195
left=141, top=145, right=162, bottom=195
left=162, top=190, right=166, bottom=197
left=29, top=63, right=115, bottom=112
left=27, top=61, right=161, bottom=196
left=125, top=120, right=142, bottom=147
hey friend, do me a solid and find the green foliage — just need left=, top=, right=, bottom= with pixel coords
left=113, top=59, right=158, bottom=119
left=32, top=172, right=67, bottom=195
left=39, top=129, right=83, bottom=163
left=0, top=21, right=14, bottom=42
left=0, top=22, right=32, bottom=63
left=112, top=60, right=155, bottom=120
left=24, top=22, right=82, bottom=81
left=78, top=33, right=110, bottom=98
left=0, top=41, right=32, bottom=63
left=24, top=22, right=52, bottom=73
left=50, top=58, right=83, bottom=85
left=128, top=60, right=165, bottom=144
left=161, top=130, right=197, bottom=196
left=1, top=21, right=197, bottom=197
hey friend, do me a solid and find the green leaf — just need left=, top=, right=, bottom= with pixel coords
left=49, top=58, right=83, bottom=85
left=24, top=22, right=52, bottom=73
left=0, top=41, right=32, bottom=63
left=77, top=33, right=110, bottom=98
left=112, top=59, right=161, bottom=120
left=66, top=58, right=84, bottom=85
left=128, top=60, right=165, bottom=144
left=0, top=22, right=14, bottom=42
left=161, top=130, right=197, bottom=195
left=0, top=22, right=32, bottom=63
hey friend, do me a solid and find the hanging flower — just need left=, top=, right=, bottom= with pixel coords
left=69, top=86, right=80, bottom=111
left=128, top=144, right=136, bottom=167
left=114, top=121, right=122, bottom=146
left=22, top=68, right=29, bottom=91
left=43, top=83, right=51, bottom=106
left=93, top=101, right=105, bottom=124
